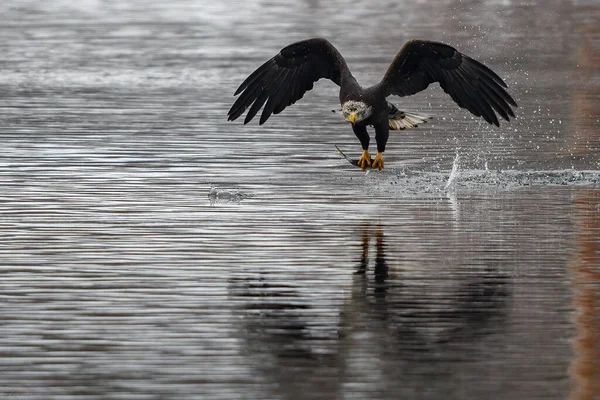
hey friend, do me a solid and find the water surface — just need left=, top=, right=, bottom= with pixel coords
left=0, top=1, right=599, bottom=399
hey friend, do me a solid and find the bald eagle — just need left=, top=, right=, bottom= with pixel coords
left=228, top=38, right=517, bottom=170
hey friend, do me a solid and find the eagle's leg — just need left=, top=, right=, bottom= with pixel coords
left=352, top=125, right=372, bottom=170
left=372, top=121, right=389, bottom=171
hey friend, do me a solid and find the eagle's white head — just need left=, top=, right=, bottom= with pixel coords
left=342, top=100, right=372, bottom=125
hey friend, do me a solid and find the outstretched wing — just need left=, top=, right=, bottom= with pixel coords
left=381, top=40, right=517, bottom=126
left=228, top=38, right=348, bottom=125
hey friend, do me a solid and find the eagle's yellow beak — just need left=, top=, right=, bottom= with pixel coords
left=347, top=112, right=357, bottom=125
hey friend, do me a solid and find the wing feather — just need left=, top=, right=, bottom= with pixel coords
left=464, top=56, right=507, bottom=87
left=228, top=65, right=278, bottom=121
left=442, top=67, right=481, bottom=116
left=234, top=58, right=272, bottom=96
left=478, top=80, right=512, bottom=121
left=440, top=69, right=471, bottom=111
left=479, top=76, right=518, bottom=109
left=260, top=68, right=293, bottom=124
left=273, top=67, right=300, bottom=115
left=228, top=38, right=349, bottom=125
left=273, top=63, right=306, bottom=115
left=453, top=66, right=497, bottom=125
left=244, top=66, right=287, bottom=124
left=381, top=40, right=517, bottom=126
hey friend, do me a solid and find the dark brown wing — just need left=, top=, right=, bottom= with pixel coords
left=381, top=40, right=517, bottom=126
left=228, top=38, right=349, bottom=125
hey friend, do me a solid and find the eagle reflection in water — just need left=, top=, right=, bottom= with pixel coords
left=227, top=224, right=510, bottom=397
left=231, top=224, right=509, bottom=356
left=346, top=225, right=509, bottom=349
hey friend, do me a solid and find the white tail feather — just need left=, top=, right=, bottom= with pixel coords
left=388, top=111, right=431, bottom=130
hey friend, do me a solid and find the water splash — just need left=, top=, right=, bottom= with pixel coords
left=445, top=153, right=461, bottom=189
left=366, top=168, right=600, bottom=198
left=208, top=186, right=252, bottom=205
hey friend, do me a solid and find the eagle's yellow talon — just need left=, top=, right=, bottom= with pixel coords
left=358, top=150, right=372, bottom=170
left=372, top=152, right=384, bottom=171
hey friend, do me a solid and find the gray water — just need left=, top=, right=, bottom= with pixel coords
left=0, top=1, right=599, bottom=399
